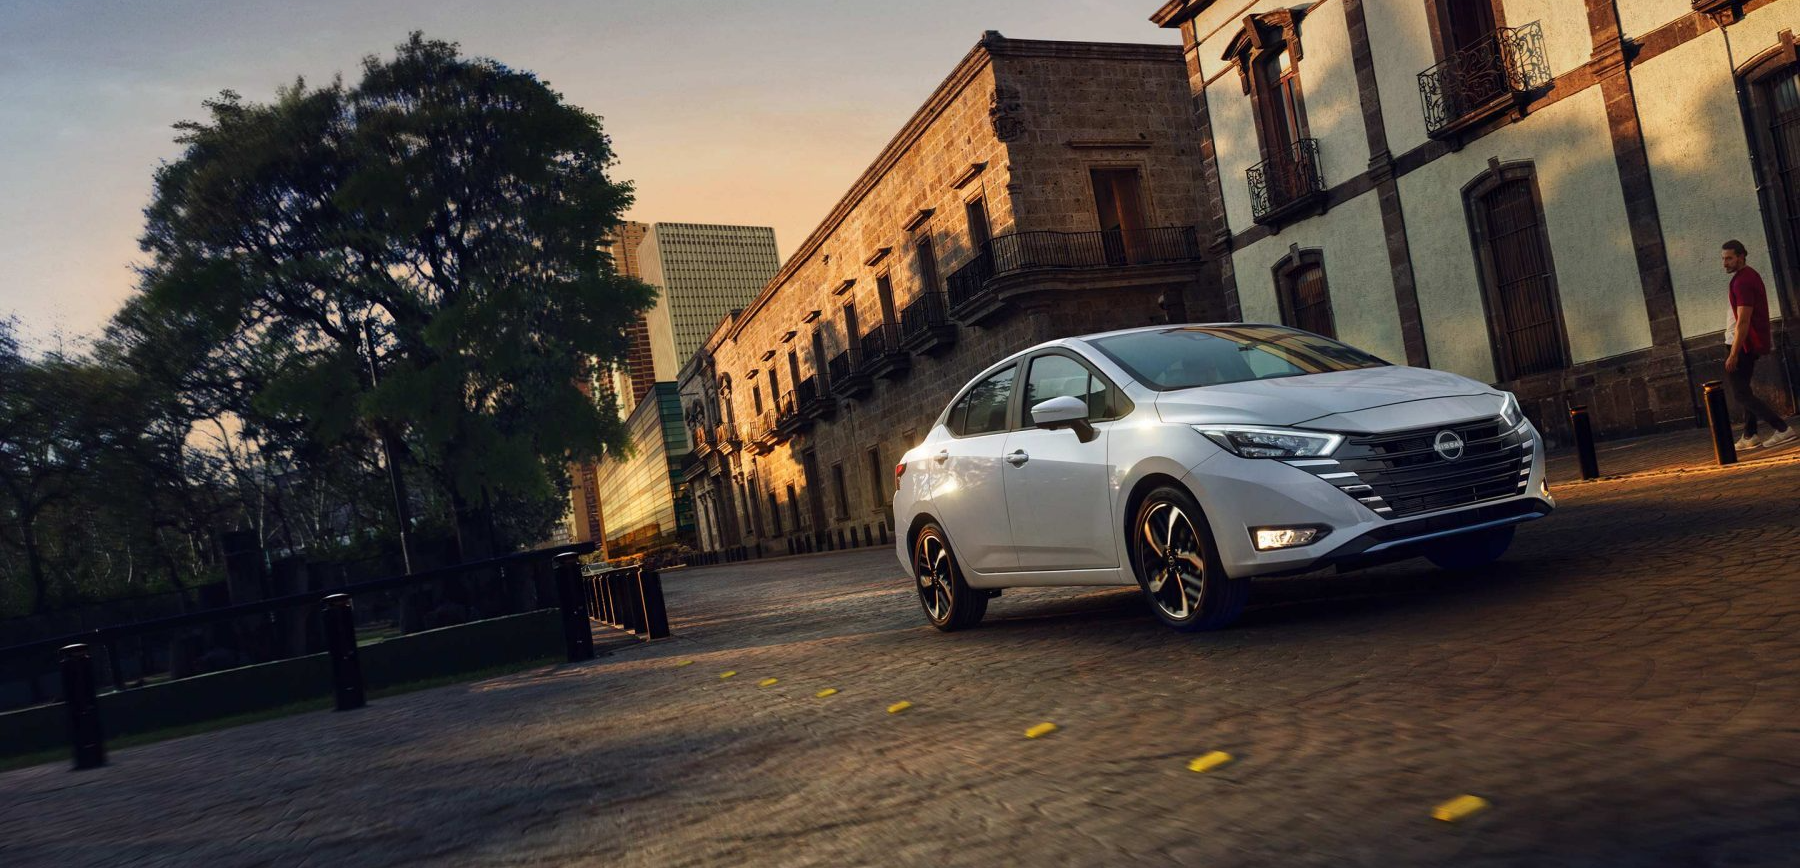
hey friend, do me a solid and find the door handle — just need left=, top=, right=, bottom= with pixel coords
left=933, top=449, right=949, bottom=464
left=1005, top=450, right=1029, bottom=466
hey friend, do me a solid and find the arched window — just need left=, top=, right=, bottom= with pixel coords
left=1464, top=161, right=1568, bottom=380
left=1271, top=247, right=1335, bottom=339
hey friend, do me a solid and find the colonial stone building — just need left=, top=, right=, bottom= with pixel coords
left=675, top=32, right=1213, bottom=558
left=1151, top=0, right=1800, bottom=439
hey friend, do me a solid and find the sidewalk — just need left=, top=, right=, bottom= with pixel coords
left=1544, top=418, right=1800, bottom=483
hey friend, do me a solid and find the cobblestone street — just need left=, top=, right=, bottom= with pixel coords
left=5, top=456, right=1800, bottom=867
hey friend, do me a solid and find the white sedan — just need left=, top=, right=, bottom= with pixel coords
left=893, top=324, right=1554, bottom=632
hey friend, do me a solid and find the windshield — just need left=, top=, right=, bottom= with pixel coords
left=1087, top=325, right=1389, bottom=391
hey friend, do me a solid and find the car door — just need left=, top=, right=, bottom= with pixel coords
left=1002, top=352, right=1119, bottom=571
left=929, top=364, right=1019, bottom=575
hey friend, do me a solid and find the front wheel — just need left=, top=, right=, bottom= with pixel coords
left=914, top=523, right=987, bottom=631
left=1131, top=486, right=1248, bottom=631
left=1425, top=525, right=1515, bottom=571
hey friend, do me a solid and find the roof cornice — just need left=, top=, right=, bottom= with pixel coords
left=1150, top=0, right=1216, bottom=28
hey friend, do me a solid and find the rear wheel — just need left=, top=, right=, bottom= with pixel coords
left=914, top=522, right=987, bottom=631
left=1131, top=486, right=1248, bottom=631
left=1425, top=525, right=1515, bottom=571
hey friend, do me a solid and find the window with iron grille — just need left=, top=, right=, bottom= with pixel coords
left=1465, top=162, right=1567, bottom=380
left=1272, top=248, right=1335, bottom=339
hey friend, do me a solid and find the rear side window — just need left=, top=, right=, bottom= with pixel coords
left=1024, top=354, right=1115, bottom=420
left=950, top=365, right=1016, bottom=436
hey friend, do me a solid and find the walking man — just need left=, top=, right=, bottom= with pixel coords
left=1721, top=239, right=1796, bottom=449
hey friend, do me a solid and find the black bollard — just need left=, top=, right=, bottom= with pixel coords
left=618, top=568, right=645, bottom=635
left=553, top=553, right=594, bottom=662
left=60, top=644, right=105, bottom=770
left=322, top=595, right=366, bottom=711
left=1702, top=381, right=1738, bottom=466
left=1568, top=405, right=1600, bottom=480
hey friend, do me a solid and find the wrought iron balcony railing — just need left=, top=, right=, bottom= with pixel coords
left=899, top=291, right=956, bottom=355
left=944, top=226, right=1204, bottom=317
left=714, top=422, right=739, bottom=452
left=1248, top=138, right=1326, bottom=225
left=859, top=322, right=910, bottom=379
left=828, top=348, right=874, bottom=399
left=1418, top=21, right=1550, bottom=137
left=797, top=375, right=834, bottom=421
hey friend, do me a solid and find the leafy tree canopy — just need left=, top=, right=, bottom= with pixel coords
left=118, top=33, right=654, bottom=553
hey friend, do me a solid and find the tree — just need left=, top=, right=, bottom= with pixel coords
left=120, top=34, right=655, bottom=558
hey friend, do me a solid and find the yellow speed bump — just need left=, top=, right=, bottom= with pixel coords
left=758, top=677, right=779, bottom=687
left=719, top=671, right=737, bottom=680
left=815, top=688, right=839, bottom=698
left=1024, top=722, right=1058, bottom=739
left=1432, top=794, right=1489, bottom=823
left=674, top=660, right=694, bottom=667
left=887, top=700, right=913, bottom=714
left=1186, top=751, right=1234, bottom=773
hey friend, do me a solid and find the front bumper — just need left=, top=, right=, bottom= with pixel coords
left=1181, top=423, right=1554, bottom=579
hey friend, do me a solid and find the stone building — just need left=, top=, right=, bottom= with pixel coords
left=1150, top=0, right=1800, bottom=440
left=676, top=32, right=1213, bottom=558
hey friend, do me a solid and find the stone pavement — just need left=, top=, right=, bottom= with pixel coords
left=4, top=461, right=1800, bottom=867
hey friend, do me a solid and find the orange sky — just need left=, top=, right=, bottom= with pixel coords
left=0, top=0, right=1178, bottom=348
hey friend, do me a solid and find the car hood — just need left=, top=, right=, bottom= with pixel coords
left=1153, top=365, right=1496, bottom=428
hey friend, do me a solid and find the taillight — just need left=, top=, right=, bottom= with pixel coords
left=894, top=461, right=906, bottom=484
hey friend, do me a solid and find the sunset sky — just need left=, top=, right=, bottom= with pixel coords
left=0, top=0, right=1178, bottom=349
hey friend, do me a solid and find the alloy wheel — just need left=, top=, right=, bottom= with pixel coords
left=915, top=532, right=954, bottom=622
left=1137, top=501, right=1208, bottom=620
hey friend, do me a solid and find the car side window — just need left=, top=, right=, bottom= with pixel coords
left=1025, top=354, right=1114, bottom=420
left=956, top=365, right=1016, bottom=437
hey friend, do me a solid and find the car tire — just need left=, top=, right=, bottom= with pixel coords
left=913, top=522, right=987, bottom=631
left=1130, top=485, right=1248, bottom=632
left=1425, top=525, right=1515, bottom=571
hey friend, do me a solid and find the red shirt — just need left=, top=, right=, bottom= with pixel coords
left=1730, top=266, right=1773, bottom=355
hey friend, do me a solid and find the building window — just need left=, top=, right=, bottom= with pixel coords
left=965, top=196, right=991, bottom=249
left=914, top=237, right=940, bottom=293
left=786, top=484, right=802, bottom=531
left=1464, top=162, right=1568, bottom=380
left=831, top=462, right=850, bottom=519
left=752, top=385, right=763, bottom=415
left=1272, top=247, right=1335, bottom=339
left=1222, top=10, right=1309, bottom=161
left=876, top=273, right=898, bottom=327
left=866, top=445, right=884, bottom=509
left=767, top=490, right=782, bottom=535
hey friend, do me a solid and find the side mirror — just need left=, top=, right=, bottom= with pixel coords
left=1030, top=396, right=1097, bottom=442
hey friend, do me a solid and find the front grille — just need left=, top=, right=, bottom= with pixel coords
left=1290, top=416, right=1532, bottom=519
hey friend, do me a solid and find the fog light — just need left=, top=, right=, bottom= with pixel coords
left=1253, top=526, right=1324, bottom=551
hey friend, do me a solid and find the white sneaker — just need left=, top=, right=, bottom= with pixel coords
left=1735, top=433, right=1764, bottom=451
left=1763, top=427, right=1799, bottom=449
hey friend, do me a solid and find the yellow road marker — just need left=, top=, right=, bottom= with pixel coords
left=758, top=677, right=779, bottom=687
left=1432, top=795, right=1489, bottom=823
left=1024, top=722, right=1058, bottom=739
left=887, top=700, right=913, bottom=714
left=815, top=688, right=839, bottom=698
left=674, top=660, right=694, bottom=667
left=719, top=671, right=737, bottom=679
left=1187, top=751, right=1233, bottom=773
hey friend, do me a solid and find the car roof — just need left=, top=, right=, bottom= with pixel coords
left=1019, top=321, right=1289, bottom=354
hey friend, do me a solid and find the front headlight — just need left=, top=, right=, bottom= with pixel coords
left=1195, top=425, right=1343, bottom=459
left=1500, top=392, right=1524, bottom=428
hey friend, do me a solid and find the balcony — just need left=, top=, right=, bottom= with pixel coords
left=774, top=391, right=806, bottom=436
left=1248, top=139, right=1326, bottom=226
left=898, top=291, right=956, bottom=356
left=797, top=375, right=834, bottom=422
left=860, top=323, right=910, bottom=380
left=942, top=226, right=1204, bottom=325
left=1418, top=21, right=1550, bottom=140
left=690, top=423, right=717, bottom=457
left=715, top=422, right=740, bottom=454
left=749, top=409, right=782, bottom=453
left=828, top=348, right=873, bottom=399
